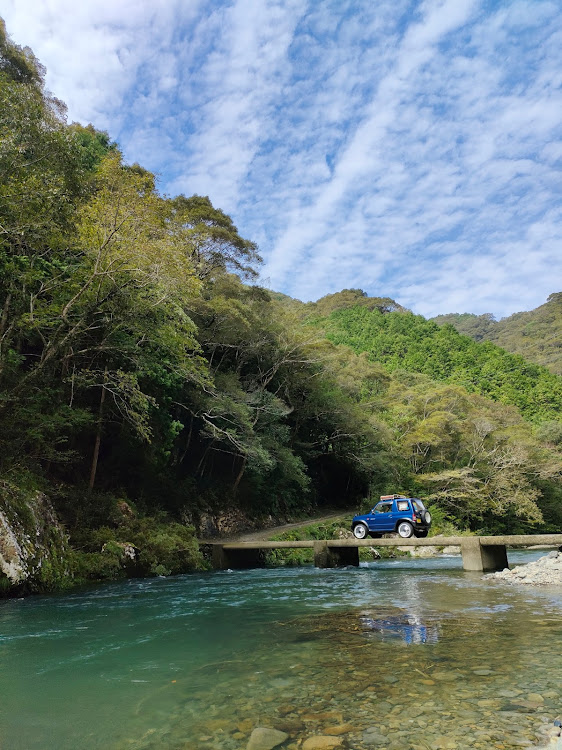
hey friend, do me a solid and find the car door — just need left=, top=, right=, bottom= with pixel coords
left=371, top=501, right=394, bottom=532
left=392, top=499, right=411, bottom=529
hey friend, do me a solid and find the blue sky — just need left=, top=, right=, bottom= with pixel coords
left=3, top=0, right=562, bottom=318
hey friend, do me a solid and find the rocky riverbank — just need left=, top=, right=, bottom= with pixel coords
left=487, top=550, right=562, bottom=586
left=0, top=481, right=71, bottom=594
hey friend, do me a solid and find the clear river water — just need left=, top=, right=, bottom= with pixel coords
left=0, top=552, right=561, bottom=750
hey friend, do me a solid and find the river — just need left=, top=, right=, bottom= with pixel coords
left=0, top=552, right=560, bottom=749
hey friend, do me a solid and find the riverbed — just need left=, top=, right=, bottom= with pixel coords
left=0, top=552, right=560, bottom=749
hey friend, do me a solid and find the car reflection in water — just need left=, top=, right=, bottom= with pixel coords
left=359, top=613, right=439, bottom=644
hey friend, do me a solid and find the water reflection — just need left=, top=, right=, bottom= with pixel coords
left=359, top=611, right=440, bottom=644
left=358, top=569, right=440, bottom=643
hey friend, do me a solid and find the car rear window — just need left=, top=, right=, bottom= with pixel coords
left=413, top=500, right=425, bottom=511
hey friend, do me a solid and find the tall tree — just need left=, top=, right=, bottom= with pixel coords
left=168, top=195, right=262, bottom=281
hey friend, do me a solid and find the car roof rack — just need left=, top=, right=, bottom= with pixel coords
left=379, top=494, right=407, bottom=500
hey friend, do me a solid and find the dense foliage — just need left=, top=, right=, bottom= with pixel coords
left=432, top=292, right=562, bottom=376
left=317, top=303, right=562, bottom=422
left=1, top=23, right=560, bottom=589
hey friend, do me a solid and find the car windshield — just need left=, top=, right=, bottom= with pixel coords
left=412, top=499, right=425, bottom=511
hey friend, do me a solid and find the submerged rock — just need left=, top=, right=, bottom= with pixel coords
left=247, top=726, right=289, bottom=750
left=323, top=723, right=353, bottom=735
left=302, top=737, right=344, bottom=749
left=362, top=728, right=390, bottom=746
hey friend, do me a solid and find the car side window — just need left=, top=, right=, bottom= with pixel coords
left=397, top=500, right=410, bottom=511
left=374, top=502, right=392, bottom=514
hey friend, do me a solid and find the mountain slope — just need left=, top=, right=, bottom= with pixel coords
left=432, top=293, right=562, bottom=375
left=315, top=304, right=562, bottom=423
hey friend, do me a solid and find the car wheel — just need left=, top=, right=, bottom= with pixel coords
left=353, top=523, right=368, bottom=539
left=423, top=511, right=431, bottom=524
left=415, top=529, right=428, bottom=538
left=397, top=521, right=414, bottom=538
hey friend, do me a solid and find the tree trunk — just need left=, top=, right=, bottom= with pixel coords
left=233, top=455, right=247, bottom=495
left=89, top=371, right=107, bottom=490
left=196, top=440, right=215, bottom=477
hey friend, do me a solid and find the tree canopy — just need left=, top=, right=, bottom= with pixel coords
left=432, top=292, right=562, bottom=376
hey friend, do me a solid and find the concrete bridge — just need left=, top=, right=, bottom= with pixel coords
left=207, top=534, right=562, bottom=572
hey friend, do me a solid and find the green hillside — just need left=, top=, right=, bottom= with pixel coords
left=315, top=302, right=562, bottom=423
left=432, top=293, right=562, bottom=375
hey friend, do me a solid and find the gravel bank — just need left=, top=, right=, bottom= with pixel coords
left=487, top=549, right=562, bottom=586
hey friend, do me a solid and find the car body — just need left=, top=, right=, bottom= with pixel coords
left=351, top=495, right=431, bottom=539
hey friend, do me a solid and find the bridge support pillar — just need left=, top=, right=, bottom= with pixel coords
left=314, top=542, right=359, bottom=568
left=313, top=541, right=330, bottom=567
left=461, top=539, right=508, bottom=572
left=211, top=545, right=265, bottom=570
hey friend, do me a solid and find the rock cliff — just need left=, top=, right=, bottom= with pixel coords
left=0, top=481, right=71, bottom=595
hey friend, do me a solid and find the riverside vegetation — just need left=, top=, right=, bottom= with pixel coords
left=1, top=21, right=561, bottom=594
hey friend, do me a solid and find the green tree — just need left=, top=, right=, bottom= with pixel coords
left=168, top=195, right=262, bottom=281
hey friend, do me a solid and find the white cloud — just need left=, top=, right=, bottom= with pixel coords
left=2, top=0, right=561, bottom=318
left=2, top=0, right=196, bottom=129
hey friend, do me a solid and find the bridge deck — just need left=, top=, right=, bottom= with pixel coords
left=215, top=534, right=562, bottom=550
left=206, top=534, right=562, bottom=572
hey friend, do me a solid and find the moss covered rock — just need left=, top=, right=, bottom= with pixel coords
left=0, top=480, right=71, bottom=595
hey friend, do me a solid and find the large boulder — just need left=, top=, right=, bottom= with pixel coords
left=0, top=482, right=70, bottom=595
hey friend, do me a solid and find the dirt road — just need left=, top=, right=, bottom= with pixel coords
left=199, top=511, right=350, bottom=543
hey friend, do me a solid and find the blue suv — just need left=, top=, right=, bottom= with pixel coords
left=351, top=495, right=431, bottom=539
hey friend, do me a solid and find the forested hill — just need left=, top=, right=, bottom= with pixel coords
left=311, top=297, right=562, bottom=423
left=431, top=293, right=562, bottom=375
left=1, top=21, right=561, bottom=594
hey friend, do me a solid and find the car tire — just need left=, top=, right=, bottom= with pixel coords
left=353, top=523, right=369, bottom=539
left=414, top=529, right=429, bottom=538
left=423, top=511, right=431, bottom=524
left=397, top=521, right=414, bottom=538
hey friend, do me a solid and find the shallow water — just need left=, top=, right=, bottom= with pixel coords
left=0, top=551, right=560, bottom=750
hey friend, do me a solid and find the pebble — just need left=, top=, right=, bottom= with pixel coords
left=301, top=737, right=344, bottom=749
left=362, top=731, right=390, bottom=746
left=238, top=719, right=254, bottom=733
left=275, top=718, right=305, bottom=733
left=302, top=711, right=343, bottom=722
left=323, top=723, right=353, bottom=735
left=527, top=694, right=545, bottom=704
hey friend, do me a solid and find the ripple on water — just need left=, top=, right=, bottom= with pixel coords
left=0, top=556, right=560, bottom=749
